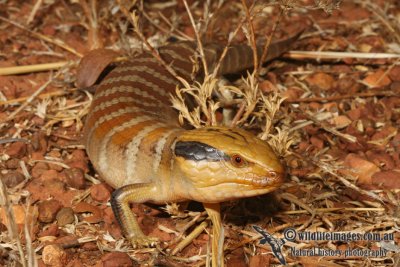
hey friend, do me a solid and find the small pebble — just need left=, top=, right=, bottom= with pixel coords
left=1, top=171, right=25, bottom=188
left=90, top=183, right=112, bottom=202
left=56, top=207, right=75, bottom=226
left=42, top=244, right=67, bottom=267
left=38, top=199, right=63, bottom=223
left=99, top=252, right=132, bottom=267
left=63, top=168, right=86, bottom=189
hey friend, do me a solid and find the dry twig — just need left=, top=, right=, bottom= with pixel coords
left=0, top=16, right=82, bottom=57
left=0, top=177, right=27, bottom=267
left=117, top=2, right=180, bottom=80
left=285, top=90, right=396, bottom=103
left=257, top=1, right=286, bottom=74
left=27, top=0, right=43, bottom=25
left=241, top=0, right=258, bottom=72
left=183, top=0, right=209, bottom=76
left=1, top=69, right=64, bottom=123
left=0, top=61, right=69, bottom=76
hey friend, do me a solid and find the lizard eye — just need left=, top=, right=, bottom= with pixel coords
left=231, top=154, right=246, bottom=167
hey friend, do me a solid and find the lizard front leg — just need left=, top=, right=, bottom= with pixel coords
left=111, top=183, right=159, bottom=248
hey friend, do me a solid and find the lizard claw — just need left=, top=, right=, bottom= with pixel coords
left=129, top=235, right=159, bottom=248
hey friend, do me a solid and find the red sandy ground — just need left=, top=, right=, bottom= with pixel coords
left=0, top=0, right=399, bottom=266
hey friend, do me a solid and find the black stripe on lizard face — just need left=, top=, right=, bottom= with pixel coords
left=205, top=128, right=237, bottom=140
left=229, top=129, right=248, bottom=143
left=205, top=128, right=248, bottom=143
left=174, top=141, right=229, bottom=161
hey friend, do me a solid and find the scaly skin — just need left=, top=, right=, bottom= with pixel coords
left=110, top=126, right=285, bottom=247
left=82, top=35, right=300, bottom=253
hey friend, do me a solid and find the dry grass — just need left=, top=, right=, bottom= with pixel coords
left=1, top=0, right=399, bottom=266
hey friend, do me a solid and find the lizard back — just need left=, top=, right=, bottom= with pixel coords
left=83, top=36, right=299, bottom=188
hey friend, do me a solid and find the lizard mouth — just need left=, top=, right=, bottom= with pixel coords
left=197, top=172, right=285, bottom=189
left=252, top=172, right=286, bottom=187
left=238, top=171, right=285, bottom=188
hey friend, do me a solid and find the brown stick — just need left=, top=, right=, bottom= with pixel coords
left=241, top=0, right=258, bottom=73
left=0, top=16, right=82, bottom=57
left=27, top=0, right=43, bottom=25
left=157, top=11, right=194, bottom=41
left=0, top=61, right=69, bottom=76
left=285, top=90, right=396, bottom=103
left=211, top=16, right=247, bottom=78
left=117, top=1, right=180, bottom=81
left=79, top=0, right=102, bottom=49
left=0, top=88, right=79, bottom=106
left=183, top=0, right=209, bottom=76
left=257, top=2, right=286, bottom=74
left=0, top=71, right=63, bottom=123
left=230, top=101, right=247, bottom=127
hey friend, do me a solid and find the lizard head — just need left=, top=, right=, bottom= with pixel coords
left=173, top=126, right=285, bottom=202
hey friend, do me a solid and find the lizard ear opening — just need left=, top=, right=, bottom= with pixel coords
left=174, top=141, right=228, bottom=161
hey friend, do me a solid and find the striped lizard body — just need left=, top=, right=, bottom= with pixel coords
left=82, top=36, right=299, bottom=248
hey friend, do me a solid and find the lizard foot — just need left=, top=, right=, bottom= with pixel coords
left=129, top=235, right=159, bottom=248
